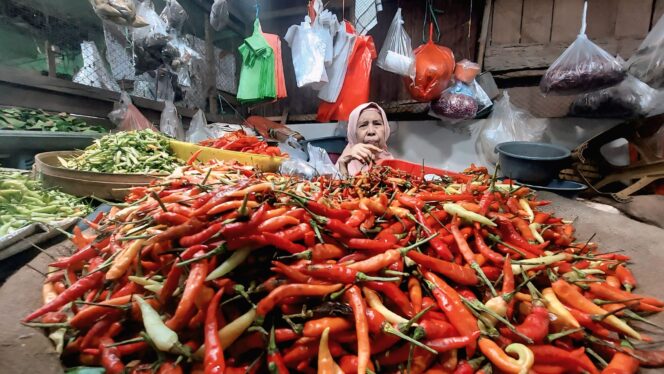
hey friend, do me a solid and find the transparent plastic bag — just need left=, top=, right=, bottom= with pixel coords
left=159, top=100, right=184, bottom=140
left=405, top=24, right=455, bottom=102
left=133, top=0, right=168, bottom=45
left=430, top=81, right=478, bottom=120
left=540, top=2, right=624, bottom=95
left=280, top=159, right=317, bottom=179
left=472, top=80, right=493, bottom=116
left=109, top=92, right=157, bottom=131
left=308, top=143, right=341, bottom=178
left=569, top=75, right=658, bottom=118
left=454, top=60, right=480, bottom=84
left=376, top=8, right=414, bottom=77
left=471, top=92, right=545, bottom=165
left=627, top=15, right=664, bottom=88
left=210, top=0, right=230, bottom=31
left=185, top=109, right=214, bottom=143
left=160, top=0, right=188, bottom=33
left=284, top=16, right=328, bottom=88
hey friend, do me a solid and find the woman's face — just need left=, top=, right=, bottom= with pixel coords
left=355, top=109, right=386, bottom=148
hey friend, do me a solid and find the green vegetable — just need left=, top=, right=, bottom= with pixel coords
left=59, top=130, right=182, bottom=174
left=0, top=108, right=107, bottom=133
left=0, top=171, right=90, bottom=237
left=64, top=367, right=106, bottom=374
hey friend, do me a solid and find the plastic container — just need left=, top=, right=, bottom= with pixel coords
left=495, top=141, right=571, bottom=185
left=377, top=159, right=471, bottom=181
left=169, top=140, right=283, bottom=172
left=0, top=130, right=101, bottom=170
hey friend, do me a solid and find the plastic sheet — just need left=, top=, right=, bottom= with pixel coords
left=160, top=0, right=188, bottom=33
left=159, top=100, right=184, bottom=140
left=284, top=16, right=328, bottom=88
left=540, top=2, right=625, bottom=95
left=376, top=8, right=414, bottom=77
left=404, top=24, right=455, bottom=102
left=317, top=23, right=376, bottom=122
left=627, top=15, right=664, bottom=88
left=108, top=92, right=157, bottom=131
left=185, top=109, right=214, bottom=143
left=471, top=92, right=545, bottom=165
left=569, top=75, right=658, bottom=118
left=210, top=0, right=230, bottom=31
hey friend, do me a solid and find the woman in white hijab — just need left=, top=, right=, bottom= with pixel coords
left=336, top=102, right=393, bottom=177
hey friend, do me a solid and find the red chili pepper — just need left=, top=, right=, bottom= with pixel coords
left=407, top=251, right=478, bottom=286
left=506, top=197, right=521, bottom=214
left=416, top=192, right=476, bottom=202
left=346, top=238, right=393, bottom=252
left=420, top=318, right=457, bottom=339
left=166, top=253, right=208, bottom=330
left=566, top=307, right=611, bottom=338
left=496, top=216, right=547, bottom=255
left=268, top=327, right=290, bottom=374
left=258, top=216, right=300, bottom=233
left=262, top=232, right=306, bottom=254
left=513, top=217, right=536, bottom=242
left=271, top=261, right=311, bottom=283
left=397, top=193, right=425, bottom=210
left=415, top=208, right=454, bottom=261
left=179, top=222, right=222, bottom=247
left=425, top=331, right=480, bottom=353
left=203, top=287, right=225, bottom=374
left=408, top=276, right=423, bottom=314
left=146, top=218, right=206, bottom=246
left=303, top=317, right=353, bottom=337
left=345, top=210, right=368, bottom=228
left=615, top=264, right=637, bottom=292
left=50, top=245, right=98, bottom=269
left=99, top=337, right=124, bottom=374
left=256, top=283, right=342, bottom=323
left=344, top=285, right=370, bottom=374
left=365, top=281, right=413, bottom=317
left=529, top=345, right=599, bottom=374
left=423, top=271, right=479, bottom=357
left=588, top=282, right=664, bottom=311
left=23, top=270, right=104, bottom=322
left=154, top=212, right=190, bottom=226
left=276, top=223, right=310, bottom=242
left=186, top=149, right=204, bottom=165
left=501, top=303, right=549, bottom=343
left=322, top=217, right=363, bottom=238
left=473, top=228, right=504, bottom=265
left=274, top=328, right=300, bottom=343
left=304, top=200, right=351, bottom=221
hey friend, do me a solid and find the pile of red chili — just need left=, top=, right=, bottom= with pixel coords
left=199, top=130, right=286, bottom=157
left=23, top=161, right=664, bottom=373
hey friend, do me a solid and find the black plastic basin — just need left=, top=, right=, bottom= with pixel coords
left=495, top=141, right=571, bottom=185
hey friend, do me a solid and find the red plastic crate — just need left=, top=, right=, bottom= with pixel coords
left=377, top=159, right=471, bottom=181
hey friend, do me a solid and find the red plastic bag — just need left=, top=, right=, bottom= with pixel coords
left=317, top=23, right=376, bottom=122
left=404, top=24, right=455, bottom=102
left=108, top=92, right=157, bottom=131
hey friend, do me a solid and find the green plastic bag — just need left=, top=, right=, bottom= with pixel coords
left=237, top=19, right=276, bottom=104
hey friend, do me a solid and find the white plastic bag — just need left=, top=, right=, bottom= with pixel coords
left=159, top=100, right=184, bottom=140
left=540, top=2, right=625, bottom=95
left=627, top=15, right=664, bottom=88
left=109, top=92, right=157, bottom=131
left=210, top=0, right=230, bottom=31
left=569, top=75, right=658, bottom=118
left=284, top=16, right=328, bottom=88
left=185, top=109, right=214, bottom=143
left=318, top=21, right=356, bottom=103
left=376, top=8, right=414, bottom=77
left=472, top=92, right=546, bottom=165
left=133, top=0, right=168, bottom=45
left=160, top=0, right=188, bottom=33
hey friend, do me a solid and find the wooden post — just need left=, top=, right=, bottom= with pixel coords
left=477, top=0, right=493, bottom=70
left=45, top=41, right=56, bottom=78
left=204, top=14, right=219, bottom=115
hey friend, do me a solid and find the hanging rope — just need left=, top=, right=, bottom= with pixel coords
left=422, top=0, right=442, bottom=43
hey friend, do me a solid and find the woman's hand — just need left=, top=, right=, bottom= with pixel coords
left=338, top=143, right=383, bottom=176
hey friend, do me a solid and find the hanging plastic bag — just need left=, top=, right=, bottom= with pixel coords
left=108, top=92, right=157, bottom=132
left=454, top=60, right=480, bottom=84
left=210, top=0, right=230, bottom=31
left=262, top=32, right=288, bottom=99
left=237, top=20, right=276, bottom=104
left=160, top=0, right=188, bottom=33
left=540, top=2, right=624, bottom=95
left=285, top=16, right=328, bottom=88
left=133, top=0, right=168, bottom=45
left=90, top=0, right=148, bottom=27
left=569, top=75, right=658, bottom=118
left=159, top=100, right=184, bottom=140
left=430, top=81, right=478, bottom=120
left=185, top=109, right=214, bottom=143
left=376, top=8, right=414, bottom=77
left=405, top=24, right=455, bottom=102
left=471, top=92, right=546, bottom=165
left=318, top=21, right=356, bottom=103
left=627, top=15, right=664, bottom=88
left=317, top=23, right=376, bottom=122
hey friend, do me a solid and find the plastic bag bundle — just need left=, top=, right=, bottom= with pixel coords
left=159, top=100, right=184, bottom=140
left=90, top=0, right=148, bottom=27
left=262, top=32, right=288, bottom=100
left=627, top=15, right=664, bottom=88
left=108, top=92, right=157, bottom=132
left=185, top=109, right=214, bottom=143
left=472, top=92, right=545, bottom=165
left=405, top=24, right=455, bottom=102
left=237, top=20, right=276, bottom=104
left=317, top=23, right=376, bottom=122
left=160, top=0, right=188, bottom=33
left=540, top=2, right=624, bottom=95
left=569, top=75, right=658, bottom=118
left=430, top=81, right=478, bottom=120
left=376, top=8, right=414, bottom=77
left=279, top=143, right=341, bottom=179
left=285, top=16, right=328, bottom=88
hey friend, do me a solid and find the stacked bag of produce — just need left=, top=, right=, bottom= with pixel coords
left=430, top=60, right=493, bottom=121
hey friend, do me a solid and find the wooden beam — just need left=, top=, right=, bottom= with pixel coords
left=45, top=41, right=56, bottom=78
left=477, top=0, right=493, bottom=70
left=484, top=37, right=643, bottom=71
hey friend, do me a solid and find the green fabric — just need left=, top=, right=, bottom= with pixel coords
left=237, top=19, right=276, bottom=104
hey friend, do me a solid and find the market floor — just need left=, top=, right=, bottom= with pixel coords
left=1, top=192, right=664, bottom=373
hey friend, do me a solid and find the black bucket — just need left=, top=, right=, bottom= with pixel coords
left=495, top=141, right=571, bottom=185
